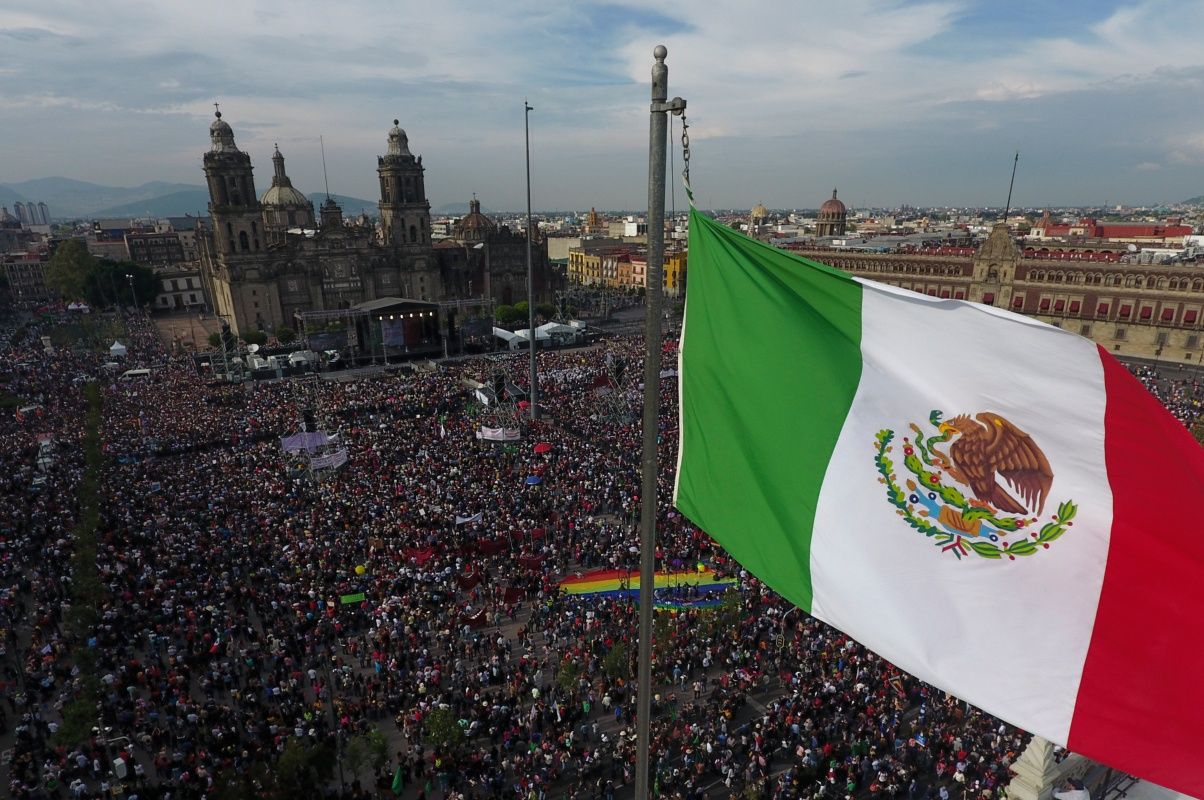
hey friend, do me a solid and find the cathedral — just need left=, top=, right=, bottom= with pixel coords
left=197, top=112, right=554, bottom=335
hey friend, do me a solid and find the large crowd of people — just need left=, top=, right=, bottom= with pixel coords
left=0, top=310, right=1197, bottom=800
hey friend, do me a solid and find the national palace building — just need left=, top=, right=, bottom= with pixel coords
left=783, top=222, right=1204, bottom=365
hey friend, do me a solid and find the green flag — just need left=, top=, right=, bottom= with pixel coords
left=391, top=765, right=404, bottom=795
left=340, top=592, right=366, bottom=605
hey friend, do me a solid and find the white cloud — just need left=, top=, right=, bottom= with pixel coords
left=3, top=0, right=1204, bottom=207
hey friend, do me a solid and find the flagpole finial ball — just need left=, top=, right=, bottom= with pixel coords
left=654, top=45, right=667, bottom=61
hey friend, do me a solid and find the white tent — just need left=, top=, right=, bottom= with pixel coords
left=536, top=322, right=581, bottom=344
left=109, top=341, right=128, bottom=358
left=514, top=328, right=552, bottom=342
left=492, top=327, right=522, bottom=351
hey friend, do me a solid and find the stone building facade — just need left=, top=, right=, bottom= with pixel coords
left=197, top=113, right=555, bottom=334
left=438, top=198, right=561, bottom=306
left=197, top=112, right=437, bottom=335
left=789, top=223, right=1204, bottom=364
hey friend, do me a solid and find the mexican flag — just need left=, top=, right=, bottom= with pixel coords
left=674, top=210, right=1204, bottom=796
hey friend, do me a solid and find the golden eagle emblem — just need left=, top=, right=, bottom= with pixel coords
left=935, top=413, right=1053, bottom=516
left=874, top=411, right=1077, bottom=561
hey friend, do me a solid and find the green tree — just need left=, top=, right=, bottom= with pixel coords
left=495, top=304, right=524, bottom=326
left=208, top=332, right=223, bottom=349
left=536, top=302, right=556, bottom=320
left=423, top=706, right=464, bottom=749
left=602, top=642, right=630, bottom=680
left=345, top=729, right=389, bottom=786
left=44, top=239, right=96, bottom=300
left=276, top=325, right=297, bottom=344
left=89, top=260, right=160, bottom=308
left=273, top=739, right=335, bottom=799
left=241, top=330, right=268, bottom=346
left=556, top=660, right=580, bottom=693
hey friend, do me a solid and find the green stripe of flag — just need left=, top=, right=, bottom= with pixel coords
left=675, top=209, right=864, bottom=612
left=340, top=592, right=366, bottom=605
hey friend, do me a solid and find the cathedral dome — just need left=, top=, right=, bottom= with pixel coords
left=819, top=189, right=846, bottom=217
left=262, top=184, right=309, bottom=207
left=210, top=113, right=232, bottom=135
left=260, top=146, right=310, bottom=208
left=456, top=197, right=496, bottom=242
left=750, top=202, right=769, bottom=219
left=386, top=119, right=413, bottom=157
left=209, top=110, right=239, bottom=153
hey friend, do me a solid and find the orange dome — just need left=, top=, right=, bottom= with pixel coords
left=819, top=188, right=846, bottom=217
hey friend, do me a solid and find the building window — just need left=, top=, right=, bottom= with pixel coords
left=1161, top=308, right=1175, bottom=322
left=1118, top=304, right=1131, bottom=319
left=410, top=225, right=418, bottom=243
left=982, top=292, right=995, bottom=305
left=1097, top=303, right=1109, bottom=316
left=1039, top=297, right=1051, bottom=311
left=1069, top=300, right=1081, bottom=314
left=1114, top=327, right=1126, bottom=340
left=1053, top=299, right=1065, bottom=312
left=1187, top=334, right=1200, bottom=349
left=239, top=231, right=250, bottom=251
left=1012, top=296, right=1024, bottom=309
left=1156, top=331, right=1169, bottom=346
left=1185, top=310, right=1199, bottom=325
left=1079, top=324, right=1092, bottom=337
left=1139, top=307, right=1153, bottom=320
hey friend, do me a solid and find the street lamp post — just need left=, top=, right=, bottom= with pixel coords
left=125, top=273, right=137, bottom=311
left=524, top=100, right=538, bottom=420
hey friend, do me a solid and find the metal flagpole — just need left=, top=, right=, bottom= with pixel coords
left=1003, top=151, right=1019, bottom=222
left=525, top=100, right=538, bottom=420
left=635, top=44, right=685, bottom=800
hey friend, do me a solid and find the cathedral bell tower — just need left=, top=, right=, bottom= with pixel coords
left=203, top=110, right=263, bottom=256
left=377, top=120, right=438, bottom=299
left=377, top=120, right=431, bottom=249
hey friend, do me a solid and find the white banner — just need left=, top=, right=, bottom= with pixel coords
left=309, top=449, right=349, bottom=470
left=476, top=426, right=521, bottom=442
left=455, top=512, right=483, bottom=525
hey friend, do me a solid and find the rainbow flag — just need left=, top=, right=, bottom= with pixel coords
left=559, top=567, right=736, bottom=601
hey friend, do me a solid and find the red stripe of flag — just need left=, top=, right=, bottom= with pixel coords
left=1067, top=349, right=1204, bottom=796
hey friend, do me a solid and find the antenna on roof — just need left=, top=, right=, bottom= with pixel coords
left=1003, top=151, right=1019, bottom=223
left=320, top=135, right=331, bottom=200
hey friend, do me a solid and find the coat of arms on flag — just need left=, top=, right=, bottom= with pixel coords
left=874, top=410, right=1077, bottom=560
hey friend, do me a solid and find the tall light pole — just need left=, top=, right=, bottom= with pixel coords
left=125, top=273, right=137, bottom=311
left=635, top=44, right=685, bottom=800
left=525, top=100, right=538, bottom=420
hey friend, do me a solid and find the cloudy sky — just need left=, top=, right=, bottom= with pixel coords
left=4, top=0, right=1204, bottom=210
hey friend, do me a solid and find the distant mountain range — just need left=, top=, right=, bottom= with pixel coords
left=0, top=177, right=376, bottom=220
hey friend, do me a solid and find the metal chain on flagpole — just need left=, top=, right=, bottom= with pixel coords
left=679, top=111, right=694, bottom=206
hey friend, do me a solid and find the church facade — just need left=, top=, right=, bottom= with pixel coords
left=198, top=113, right=459, bottom=335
